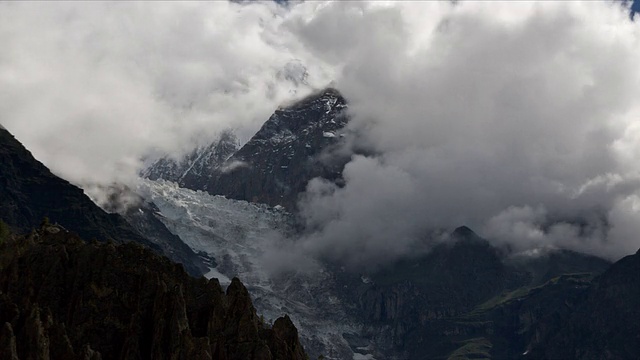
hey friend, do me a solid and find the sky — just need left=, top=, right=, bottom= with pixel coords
left=2, top=1, right=640, bottom=266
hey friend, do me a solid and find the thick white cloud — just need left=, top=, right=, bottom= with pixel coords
left=2, top=1, right=640, bottom=265
left=0, top=1, right=333, bottom=191
left=291, top=1, right=640, bottom=264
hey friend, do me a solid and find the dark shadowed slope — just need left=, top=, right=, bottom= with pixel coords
left=0, top=225, right=307, bottom=360
left=533, top=248, right=640, bottom=359
left=0, top=127, right=152, bottom=245
left=0, top=126, right=205, bottom=276
left=144, top=88, right=351, bottom=210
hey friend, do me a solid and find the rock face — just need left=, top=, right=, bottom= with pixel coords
left=0, top=127, right=205, bottom=277
left=334, top=227, right=614, bottom=359
left=143, top=129, right=239, bottom=186
left=0, top=127, right=153, bottom=248
left=143, top=88, right=351, bottom=210
left=0, top=226, right=307, bottom=360
left=205, top=88, right=349, bottom=210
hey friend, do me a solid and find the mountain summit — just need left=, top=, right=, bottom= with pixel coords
left=144, top=88, right=351, bottom=209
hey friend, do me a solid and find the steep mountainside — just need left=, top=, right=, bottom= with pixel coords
left=534, top=249, right=640, bottom=359
left=137, top=179, right=356, bottom=360
left=136, top=182, right=619, bottom=360
left=142, top=88, right=352, bottom=210
left=333, top=227, right=612, bottom=359
left=143, top=129, right=239, bottom=185
left=0, top=127, right=204, bottom=276
left=204, top=88, right=350, bottom=210
left=0, top=225, right=307, bottom=360
left=0, top=127, right=151, bottom=246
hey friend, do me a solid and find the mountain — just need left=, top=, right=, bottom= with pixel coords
left=0, top=224, right=306, bottom=360
left=205, top=88, right=350, bottom=210
left=0, top=127, right=152, bottom=245
left=0, top=126, right=204, bottom=276
left=144, top=88, right=351, bottom=210
left=136, top=179, right=619, bottom=360
left=136, top=179, right=357, bottom=359
left=139, top=87, right=638, bottom=359
left=120, top=199, right=209, bottom=276
left=332, top=227, right=612, bottom=359
left=143, top=129, right=239, bottom=185
left=533, top=248, right=640, bottom=359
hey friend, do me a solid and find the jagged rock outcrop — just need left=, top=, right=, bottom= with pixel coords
left=0, top=226, right=307, bottom=360
left=335, top=227, right=614, bottom=359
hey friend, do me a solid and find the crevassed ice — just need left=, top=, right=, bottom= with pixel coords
left=136, top=179, right=359, bottom=359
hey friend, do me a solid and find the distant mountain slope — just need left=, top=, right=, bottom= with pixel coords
left=0, top=126, right=205, bottom=276
left=535, top=248, right=640, bottom=359
left=143, top=129, right=239, bottom=185
left=142, top=88, right=352, bottom=210
left=0, top=224, right=307, bottom=360
left=203, top=88, right=350, bottom=209
left=319, top=227, right=612, bottom=359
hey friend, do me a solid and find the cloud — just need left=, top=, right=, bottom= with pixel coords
left=290, top=1, right=640, bottom=264
left=3, top=1, right=640, bottom=265
left=0, top=1, right=333, bottom=201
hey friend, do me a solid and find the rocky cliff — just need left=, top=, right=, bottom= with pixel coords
left=143, top=129, right=239, bottom=186
left=334, top=227, right=614, bottom=359
left=0, top=225, right=307, bottom=360
left=143, top=88, right=351, bottom=211
left=0, top=127, right=205, bottom=277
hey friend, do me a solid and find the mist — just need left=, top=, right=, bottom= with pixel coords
left=0, top=1, right=333, bottom=200
left=3, top=1, right=640, bottom=267
left=292, top=1, right=640, bottom=265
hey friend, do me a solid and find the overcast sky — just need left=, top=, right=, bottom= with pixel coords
left=2, top=1, right=640, bottom=266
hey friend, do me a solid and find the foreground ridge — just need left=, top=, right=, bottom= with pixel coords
left=0, top=224, right=307, bottom=360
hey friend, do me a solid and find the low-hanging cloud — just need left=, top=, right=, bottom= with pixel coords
left=0, top=1, right=333, bottom=202
left=3, top=1, right=640, bottom=266
left=290, top=1, right=640, bottom=265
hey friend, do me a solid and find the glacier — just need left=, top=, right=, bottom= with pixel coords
left=136, top=179, right=373, bottom=360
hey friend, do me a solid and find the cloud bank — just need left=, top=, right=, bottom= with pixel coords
left=291, top=1, right=640, bottom=264
left=3, top=1, right=640, bottom=265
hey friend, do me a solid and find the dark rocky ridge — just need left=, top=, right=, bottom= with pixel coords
left=204, top=88, right=350, bottom=210
left=0, top=225, right=307, bottom=360
left=0, top=127, right=205, bottom=276
left=0, top=127, right=153, bottom=248
left=532, top=248, right=640, bottom=359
